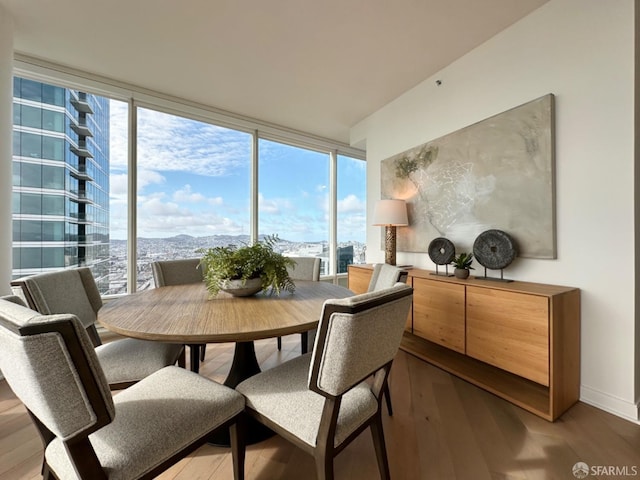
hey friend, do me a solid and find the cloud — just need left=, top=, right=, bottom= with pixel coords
left=135, top=108, right=251, bottom=177
left=258, top=193, right=283, bottom=215
left=338, top=194, right=365, bottom=214
left=109, top=100, right=128, bottom=169
left=110, top=173, right=128, bottom=197
left=173, top=184, right=206, bottom=203
left=109, top=103, right=251, bottom=178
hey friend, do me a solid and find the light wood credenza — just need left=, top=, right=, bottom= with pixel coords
left=347, top=264, right=580, bottom=421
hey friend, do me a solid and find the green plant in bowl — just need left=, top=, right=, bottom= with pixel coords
left=197, top=235, right=296, bottom=296
left=451, top=252, right=474, bottom=279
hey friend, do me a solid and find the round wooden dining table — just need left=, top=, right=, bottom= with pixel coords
left=99, top=280, right=352, bottom=384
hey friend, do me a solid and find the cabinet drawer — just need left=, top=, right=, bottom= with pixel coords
left=466, top=286, right=549, bottom=386
left=413, top=278, right=465, bottom=354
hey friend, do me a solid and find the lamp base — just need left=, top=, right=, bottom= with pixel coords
left=385, top=226, right=397, bottom=266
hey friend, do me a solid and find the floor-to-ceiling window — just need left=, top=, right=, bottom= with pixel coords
left=337, top=154, right=366, bottom=273
left=135, top=107, right=252, bottom=291
left=11, top=70, right=366, bottom=295
left=258, top=139, right=330, bottom=273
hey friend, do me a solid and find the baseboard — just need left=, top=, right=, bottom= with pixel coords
left=580, top=385, right=640, bottom=424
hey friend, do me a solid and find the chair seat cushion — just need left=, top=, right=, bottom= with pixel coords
left=236, top=353, right=377, bottom=448
left=96, top=338, right=183, bottom=385
left=45, top=366, right=244, bottom=480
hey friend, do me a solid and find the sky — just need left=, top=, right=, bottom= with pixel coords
left=108, top=100, right=366, bottom=242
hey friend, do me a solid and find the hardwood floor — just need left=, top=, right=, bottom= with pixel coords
left=1, top=336, right=640, bottom=479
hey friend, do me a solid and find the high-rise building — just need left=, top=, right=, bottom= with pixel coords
left=11, top=77, right=110, bottom=292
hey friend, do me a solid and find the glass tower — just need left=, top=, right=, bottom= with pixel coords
left=11, top=77, right=110, bottom=292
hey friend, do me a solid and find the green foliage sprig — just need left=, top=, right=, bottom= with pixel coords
left=451, top=252, right=474, bottom=270
left=197, top=235, right=296, bottom=296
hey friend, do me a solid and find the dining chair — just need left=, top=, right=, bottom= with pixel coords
left=367, top=263, right=408, bottom=416
left=368, top=263, right=407, bottom=292
left=11, top=267, right=185, bottom=390
left=236, top=283, right=413, bottom=480
left=152, top=258, right=207, bottom=368
left=276, top=256, right=321, bottom=354
left=0, top=295, right=245, bottom=480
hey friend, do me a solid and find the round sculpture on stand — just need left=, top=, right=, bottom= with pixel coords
left=473, top=229, right=517, bottom=282
left=428, top=237, right=455, bottom=276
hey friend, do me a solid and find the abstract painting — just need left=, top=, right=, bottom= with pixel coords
left=380, top=94, right=555, bottom=259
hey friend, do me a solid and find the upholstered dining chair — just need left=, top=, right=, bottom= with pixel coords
left=152, top=258, right=207, bottom=367
left=237, top=283, right=413, bottom=480
left=276, top=256, right=321, bottom=354
left=367, top=263, right=408, bottom=416
left=0, top=295, right=245, bottom=480
left=368, top=263, right=407, bottom=292
left=11, top=267, right=185, bottom=390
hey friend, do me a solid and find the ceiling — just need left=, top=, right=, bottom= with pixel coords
left=0, top=0, right=548, bottom=145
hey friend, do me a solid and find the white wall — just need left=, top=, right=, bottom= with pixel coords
left=352, top=0, right=637, bottom=421
left=0, top=7, right=13, bottom=296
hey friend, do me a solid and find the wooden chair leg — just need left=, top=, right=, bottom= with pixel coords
left=277, top=336, right=282, bottom=350
left=230, top=415, right=246, bottom=480
left=370, top=414, right=391, bottom=480
left=177, top=347, right=186, bottom=369
left=314, top=451, right=334, bottom=480
left=42, top=463, right=55, bottom=480
left=383, top=383, right=393, bottom=416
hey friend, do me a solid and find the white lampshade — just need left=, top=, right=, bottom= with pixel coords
left=372, top=199, right=408, bottom=226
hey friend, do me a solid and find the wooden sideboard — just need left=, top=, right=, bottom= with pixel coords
left=347, top=264, right=580, bottom=421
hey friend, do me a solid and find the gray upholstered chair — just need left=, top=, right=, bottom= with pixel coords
left=276, top=256, right=321, bottom=354
left=0, top=295, right=245, bottom=480
left=152, top=258, right=207, bottom=369
left=11, top=267, right=185, bottom=390
left=367, top=263, right=408, bottom=416
left=237, top=283, right=413, bottom=480
left=368, top=263, right=406, bottom=292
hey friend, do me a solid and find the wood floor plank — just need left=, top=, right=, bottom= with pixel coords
left=1, top=342, right=640, bottom=479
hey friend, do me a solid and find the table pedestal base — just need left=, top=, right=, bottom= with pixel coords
left=208, top=341, right=275, bottom=446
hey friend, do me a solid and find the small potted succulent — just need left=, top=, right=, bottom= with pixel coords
left=197, top=235, right=296, bottom=297
left=451, top=252, right=474, bottom=279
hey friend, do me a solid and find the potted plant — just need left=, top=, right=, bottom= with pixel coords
left=451, top=252, right=474, bottom=279
left=197, top=235, right=296, bottom=297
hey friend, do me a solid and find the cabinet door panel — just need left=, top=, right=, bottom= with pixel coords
left=466, top=286, right=549, bottom=386
left=413, top=278, right=465, bottom=353
left=348, top=266, right=372, bottom=294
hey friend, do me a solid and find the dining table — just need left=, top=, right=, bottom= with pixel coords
left=98, top=280, right=353, bottom=444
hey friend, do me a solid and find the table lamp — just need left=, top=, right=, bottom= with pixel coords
left=372, top=199, right=408, bottom=265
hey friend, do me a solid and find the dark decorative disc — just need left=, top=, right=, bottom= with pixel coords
left=428, top=237, right=455, bottom=265
left=473, top=229, right=517, bottom=270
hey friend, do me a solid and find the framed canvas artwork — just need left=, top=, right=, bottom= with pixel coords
left=380, top=94, right=556, bottom=259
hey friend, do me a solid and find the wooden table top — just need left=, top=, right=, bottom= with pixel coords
left=99, top=280, right=352, bottom=343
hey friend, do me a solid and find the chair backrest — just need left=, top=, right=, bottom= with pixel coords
left=152, top=258, right=203, bottom=287
left=367, top=263, right=405, bottom=292
left=11, top=268, right=102, bottom=332
left=309, top=283, right=413, bottom=397
left=0, top=296, right=114, bottom=444
left=286, top=256, right=321, bottom=281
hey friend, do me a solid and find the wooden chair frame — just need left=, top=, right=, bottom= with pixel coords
left=0, top=314, right=244, bottom=480
left=242, top=286, right=412, bottom=480
left=11, top=269, right=186, bottom=389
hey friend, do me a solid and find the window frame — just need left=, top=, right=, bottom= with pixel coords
left=13, top=56, right=366, bottom=295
